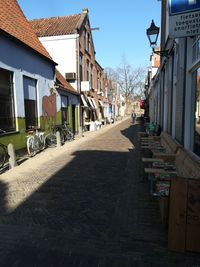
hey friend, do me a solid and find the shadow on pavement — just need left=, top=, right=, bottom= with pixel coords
left=0, top=121, right=199, bottom=266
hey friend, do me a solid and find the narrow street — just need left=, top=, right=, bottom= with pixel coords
left=0, top=118, right=199, bottom=266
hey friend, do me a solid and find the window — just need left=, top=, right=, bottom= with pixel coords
left=61, top=95, right=69, bottom=124
left=79, top=53, right=83, bottom=82
left=100, top=73, right=102, bottom=91
left=83, top=29, right=86, bottom=50
left=0, top=68, right=15, bottom=132
left=23, top=76, right=37, bottom=129
left=86, top=60, right=90, bottom=81
left=87, top=33, right=90, bottom=52
left=97, top=70, right=99, bottom=91
left=194, top=68, right=200, bottom=156
left=192, top=36, right=200, bottom=62
left=83, top=28, right=90, bottom=52
left=90, top=64, right=93, bottom=89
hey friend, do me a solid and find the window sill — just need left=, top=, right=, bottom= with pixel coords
left=0, top=130, right=20, bottom=137
left=25, top=127, right=42, bottom=133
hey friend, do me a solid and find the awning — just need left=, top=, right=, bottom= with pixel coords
left=81, top=94, right=88, bottom=107
left=91, top=98, right=97, bottom=109
left=87, top=97, right=95, bottom=109
left=99, top=100, right=104, bottom=107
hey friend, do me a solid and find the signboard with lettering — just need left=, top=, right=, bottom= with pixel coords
left=169, top=0, right=200, bottom=37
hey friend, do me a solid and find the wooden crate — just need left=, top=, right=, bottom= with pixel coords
left=168, top=177, right=200, bottom=253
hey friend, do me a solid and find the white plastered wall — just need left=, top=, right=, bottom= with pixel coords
left=39, top=34, right=79, bottom=90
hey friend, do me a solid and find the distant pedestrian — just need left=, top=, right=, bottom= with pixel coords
left=131, top=111, right=136, bottom=124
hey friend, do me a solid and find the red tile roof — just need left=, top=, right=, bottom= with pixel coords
left=0, top=0, right=54, bottom=63
left=30, top=14, right=82, bottom=37
left=55, top=69, right=79, bottom=95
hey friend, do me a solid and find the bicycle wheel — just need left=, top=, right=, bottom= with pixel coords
left=0, top=144, right=6, bottom=168
left=27, top=136, right=36, bottom=156
left=60, top=131, right=65, bottom=145
left=66, top=130, right=74, bottom=141
left=45, top=133, right=57, bottom=147
left=38, top=133, right=45, bottom=150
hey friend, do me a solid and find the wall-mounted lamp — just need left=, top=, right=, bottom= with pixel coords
left=146, top=20, right=168, bottom=57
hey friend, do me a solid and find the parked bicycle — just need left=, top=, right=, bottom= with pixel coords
left=0, top=129, right=7, bottom=168
left=26, top=127, right=45, bottom=156
left=62, top=122, right=74, bottom=142
left=45, top=122, right=74, bottom=148
left=45, top=125, right=60, bottom=148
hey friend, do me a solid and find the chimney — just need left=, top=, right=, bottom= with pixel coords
left=82, top=8, right=89, bottom=14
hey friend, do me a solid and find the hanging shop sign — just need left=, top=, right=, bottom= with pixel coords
left=169, top=0, right=200, bottom=38
left=81, top=81, right=90, bottom=91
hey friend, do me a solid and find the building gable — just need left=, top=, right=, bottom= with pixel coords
left=29, top=9, right=96, bottom=58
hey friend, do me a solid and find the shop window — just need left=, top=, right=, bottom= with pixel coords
left=194, top=68, right=200, bottom=156
left=23, top=76, right=37, bottom=129
left=0, top=68, right=15, bottom=132
left=61, top=95, right=69, bottom=124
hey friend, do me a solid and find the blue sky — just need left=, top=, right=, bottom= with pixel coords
left=18, top=0, right=161, bottom=70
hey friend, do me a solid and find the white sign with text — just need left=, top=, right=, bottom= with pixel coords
left=169, top=0, right=200, bottom=38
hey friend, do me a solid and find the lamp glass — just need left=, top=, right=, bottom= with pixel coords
left=146, top=20, right=160, bottom=47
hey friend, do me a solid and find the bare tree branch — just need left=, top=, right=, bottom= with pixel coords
left=105, top=58, right=146, bottom=113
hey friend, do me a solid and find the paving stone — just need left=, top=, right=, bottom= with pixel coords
left=0, top=119, right=199, bottom=266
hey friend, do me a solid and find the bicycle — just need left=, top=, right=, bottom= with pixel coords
left=45, top=123, right=74, bottom=148
left=26, top=127, right=45, bottom=156
left=0, top=129, right=8, bottom=168
left=45, top=125, right=60, bottom=148
left=62, top=122, right=74, bottom=142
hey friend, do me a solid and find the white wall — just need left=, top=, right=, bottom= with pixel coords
left=39, top=34, right=78, bottom=89
left=0, top=35, right=55, bottom=119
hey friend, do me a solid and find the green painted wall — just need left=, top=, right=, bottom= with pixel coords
left=68, top=105, right=79, bottom=133
left=0, top=106, right=80, bottom=151
left=0, top=117, right=27, bottom=150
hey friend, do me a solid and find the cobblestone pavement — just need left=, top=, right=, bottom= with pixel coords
left=0, top=118, right=200, bottom=266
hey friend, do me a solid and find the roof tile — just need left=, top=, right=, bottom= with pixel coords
left=55, top=69, right=79, bottom=95
left=0, top=0, right=54, bottom=62
left=29, top=14, right=82, bottom=37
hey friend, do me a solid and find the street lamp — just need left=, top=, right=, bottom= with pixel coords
left=146, top=20, right=168, bottom=57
